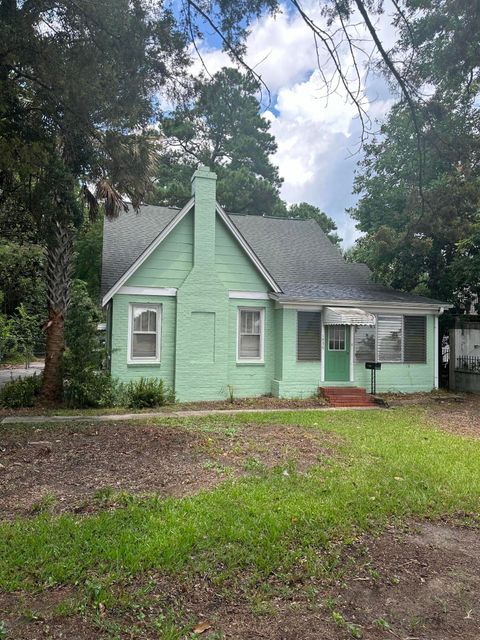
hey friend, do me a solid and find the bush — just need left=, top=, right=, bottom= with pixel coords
left=63, top=372, right=117, bottom=409
left=63, top=280, right=108, bottom=407
left=123, top=377, right=175, bottom=409
left=0, top=374, right=42, bottom=408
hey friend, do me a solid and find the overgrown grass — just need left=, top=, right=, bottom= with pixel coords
left=1, top=409, right=479, bottom=594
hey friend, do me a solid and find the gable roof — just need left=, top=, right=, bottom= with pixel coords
left=101, top=203, right=448, bottom=308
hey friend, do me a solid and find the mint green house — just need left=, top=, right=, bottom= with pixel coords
left=101, top=166, right=448, bottom=401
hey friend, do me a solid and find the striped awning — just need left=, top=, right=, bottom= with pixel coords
left=324, top=307, right=376, bottom=326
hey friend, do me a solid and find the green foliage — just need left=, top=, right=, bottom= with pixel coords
left=349, top=99, right=480, bottom=307
left=0, top=374, right=42, bottom=408
left=284, top=202, right=341, bottom=244
left=152, top=67, right=285, bottom=216
left=0, top=242, right=45, bottom=317
left=0, top=293, right=14, bottom=363
left=10, top=304, right=40, bottom=367
left=123, top=377, right=175, bottom=409
left=63, top=281, right=113, bottom=408
left=73, top=217, right=103, bottom=302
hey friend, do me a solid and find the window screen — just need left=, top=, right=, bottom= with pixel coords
left=377, top=315, right=402, bottom=362
left=297, top=312, right=321, bottom=361
left=354, top=325, right=376, bottom=362
left=238, top=308, right=263, bottom=360
left=404, top=315, right=427, bottom=363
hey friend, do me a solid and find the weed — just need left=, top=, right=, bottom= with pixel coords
left=30, top=492, right=57, bottom=515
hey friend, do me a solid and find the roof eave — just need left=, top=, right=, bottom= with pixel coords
left=270, top=294, right=453, bottom=312
left=101, top=198, right=194, bottom=307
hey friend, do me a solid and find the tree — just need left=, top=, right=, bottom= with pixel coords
left=151, top=67, right=286, bottom=215
left=74, top=217, right=104, bottom=302
left=348, top=99, right=480, bottom=306
left=0, top=0, right=189, bottom=401
left=284, top=203, right=341, bottom=245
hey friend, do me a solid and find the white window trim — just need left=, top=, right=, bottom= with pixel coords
left=127, top=303, right=162, bottom=365
left=236, top=306, right=265, bottom=363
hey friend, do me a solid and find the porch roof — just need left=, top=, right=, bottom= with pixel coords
left=324, top=307, right=376, bottom=325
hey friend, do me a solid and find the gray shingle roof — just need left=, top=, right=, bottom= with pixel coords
left=271, top=282, right=446, bottom=305
left=229, top=215, right=371, bottom=286
left=101, top=204, right=446, bottom=307
left=101, top=204, right=179, bottom=298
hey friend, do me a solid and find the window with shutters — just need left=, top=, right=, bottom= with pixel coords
left=354, top=325, right=376, bottom=362
left=377, top=315, right=403, bottom=362
left=237, top=308, right=264, bottom=362
left=404, top=315, right=427, bottom=363
left=297, top=312, right=321, bottom=361
left=128, top=304, right=161, bottom=363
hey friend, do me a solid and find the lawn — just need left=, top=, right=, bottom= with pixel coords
left=1, top=404, right=480, bottom=639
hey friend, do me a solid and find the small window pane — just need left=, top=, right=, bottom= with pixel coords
left=141, top=310, right=150, bottom=332
left=132, top=333, right=156, bottom=358
left=377, top=315, right=402, bottom=362
left=354, top=325, right=376, bottom=362
left=148, top=310, right=157, bottom=332
left=240, top=334, right=260, bottom=358
left=329, top=326, right=346, bottom=351
left=133, top=309, right=142, bottom=331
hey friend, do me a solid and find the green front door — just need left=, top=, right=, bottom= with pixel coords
left=325, top=325, right=350, bottom=382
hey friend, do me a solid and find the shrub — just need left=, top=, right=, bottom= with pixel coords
left=0, top=374, right=42, bottom=408
left=63, top=371, right=117, bottom=409
left=123, top=377, right=175, bottom=409
left=63, top=280, right=109, bottom=407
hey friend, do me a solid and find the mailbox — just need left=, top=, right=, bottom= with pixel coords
left=365, top=362, right=381, bottom=394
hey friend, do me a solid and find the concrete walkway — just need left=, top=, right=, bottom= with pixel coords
left=1, top=404, right=379, bottom=424
left=0, top=361, right=44, bottom=388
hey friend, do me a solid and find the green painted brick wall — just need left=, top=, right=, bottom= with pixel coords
left=126, top=212, right=193, bottom=288
left=227, top=299, right=276, bottom=399
left=273, top=308, right=321, bottom=398
left=215, top=217, right=268, bottom=291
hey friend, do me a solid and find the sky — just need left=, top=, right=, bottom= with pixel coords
left=189, top=2, right=400, bottom=247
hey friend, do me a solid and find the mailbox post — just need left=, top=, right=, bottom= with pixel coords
left=365, top=362, right=381, bottom=395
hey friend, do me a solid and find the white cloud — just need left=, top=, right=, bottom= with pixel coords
left=189, top=2, right=400, bottom=247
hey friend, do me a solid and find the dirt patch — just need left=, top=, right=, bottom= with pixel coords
left=380, top=391, right=480, bottom=439
left=2, top=520, right=479, bottom=639
left=426, top=395, right=480, bottom=438
left=332, top=520, right=480, bottom=639
left=0, top=420, right=333, bottom=519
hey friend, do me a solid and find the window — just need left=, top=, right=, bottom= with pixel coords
left=297, top=312, right=321, bottom=361
left=354, top=314, right=428, bottom=364
left=237, top=308, right=264, bottom=362
left=404, top=315, right=427, bottom=363
left=129, top=304, right=161, bottom=363
left=377, top=315, right=402, bottom=362
left=328, top=325, right=346, bottom=351
left=354, top=325, right=376, bottom=362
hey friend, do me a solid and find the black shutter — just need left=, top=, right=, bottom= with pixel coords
left=404, top=316, right=427, bottom=363
left=297, top=312, right=321, bottom=361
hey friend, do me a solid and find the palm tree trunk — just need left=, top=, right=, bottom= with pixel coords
left=42, top=308, right=65, bottom=402
left=41, top=222, right=72, bottom=403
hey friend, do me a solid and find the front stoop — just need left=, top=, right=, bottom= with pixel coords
left=319, top=386, right=377, bottom=407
